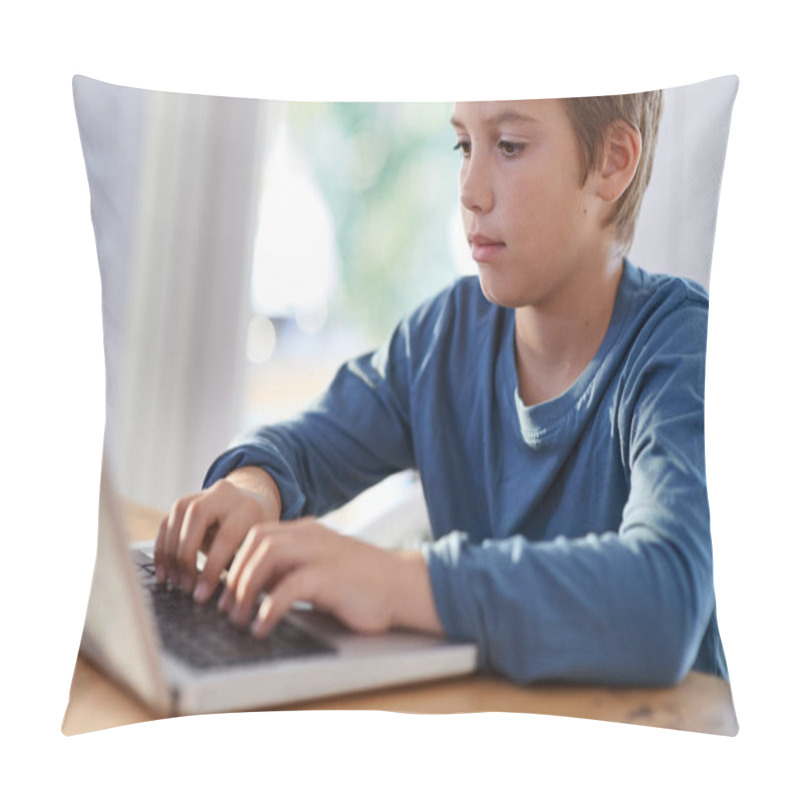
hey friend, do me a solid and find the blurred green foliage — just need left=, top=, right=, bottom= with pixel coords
left=287, top=101, right=462, bottom=343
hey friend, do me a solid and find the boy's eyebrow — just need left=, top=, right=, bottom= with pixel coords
left=450, top=109, right=541, bottom=129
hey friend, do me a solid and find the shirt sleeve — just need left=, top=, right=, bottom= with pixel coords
left=203, top=320, right=417, bottom=520
left=423, top=299, right=716, bottom=687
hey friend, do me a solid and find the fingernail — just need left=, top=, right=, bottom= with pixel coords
left=217, top=587, right=231, bottom=613
left=155, top=565, right=166, bottom=583
left=193, top=580, right=208, bottom=603
left=181, top=574, right=194, bottom=594
left=251, top=601, right=272, bottom=637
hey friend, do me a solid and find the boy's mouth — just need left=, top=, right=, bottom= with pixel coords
left=468, top=233, right=505, bottom=263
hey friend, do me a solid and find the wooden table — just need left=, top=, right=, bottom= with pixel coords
left=62, top=502, right=738, bottom=737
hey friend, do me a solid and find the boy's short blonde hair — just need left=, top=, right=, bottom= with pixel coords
left=563, top=91, right=663, bottom=254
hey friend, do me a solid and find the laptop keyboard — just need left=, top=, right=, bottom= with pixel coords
left=136, top=559, right=335, bottom=671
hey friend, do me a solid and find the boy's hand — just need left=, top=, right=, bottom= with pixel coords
left=154, top=467, right=282, bottom=602
left=216, top=519, right=444, bottom=638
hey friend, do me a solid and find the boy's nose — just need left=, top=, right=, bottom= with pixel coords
left=460, top=158, right=493, bottom=213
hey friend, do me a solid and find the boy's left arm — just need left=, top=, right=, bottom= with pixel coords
left=423, top=307, right=718, bottom=687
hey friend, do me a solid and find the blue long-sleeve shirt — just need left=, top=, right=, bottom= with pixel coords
left=205, top=260, right=727, bottom=686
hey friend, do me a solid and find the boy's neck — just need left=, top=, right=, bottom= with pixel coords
left=513, top=254, right=625, bottom=407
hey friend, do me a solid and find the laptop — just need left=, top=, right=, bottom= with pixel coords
left=79, top=461, right=479, bottom=716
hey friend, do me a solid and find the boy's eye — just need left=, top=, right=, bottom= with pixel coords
left=498, top=140, right=524, bottom=157
left=453, top=139, right=523, bottom=158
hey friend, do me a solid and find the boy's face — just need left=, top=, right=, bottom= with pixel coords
left=451, top=99, right=611, bottom=310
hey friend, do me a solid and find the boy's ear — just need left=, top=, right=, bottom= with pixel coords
left=595, top=120, right=641, bottom=204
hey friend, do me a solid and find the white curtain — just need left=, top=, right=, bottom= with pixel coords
left=75, top=77, right=277, bottom=509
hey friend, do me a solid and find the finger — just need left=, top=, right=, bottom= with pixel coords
left=176, top=480, right=252, bottom=593
left=153, top=516, right=169, bottom=583
left=218, top=521, right=322, bottom=614
left=226, top=530, right=306, bottom=626
left=205, top=506, right=264, bottom=577
left=192, top=516, right=249, bottom=604
left=174, top=497, right=220, bottom=593
left=225, top=535, right=281, bottom=626
left=161, top=496, right=196, bottom=587
left=196, top=485, right=281, bottom=603
left=217, top=525, right=264, bottom=614
left=251, top=568, right=322, bottom=638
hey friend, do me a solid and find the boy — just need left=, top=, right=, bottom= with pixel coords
left=154, top=94, right=727, bottom=686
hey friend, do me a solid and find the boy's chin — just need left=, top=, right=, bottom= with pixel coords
left=476, top=269, right=530, bottom=310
